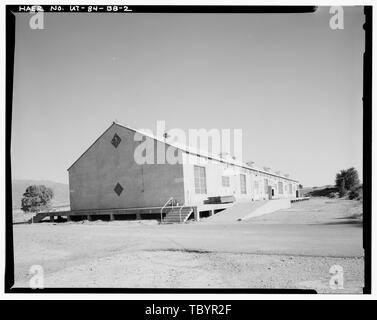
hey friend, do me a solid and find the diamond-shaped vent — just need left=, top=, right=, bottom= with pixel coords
left=111, top=133, right=121, bottom=148
left=114, top=183, right=124, bottom=196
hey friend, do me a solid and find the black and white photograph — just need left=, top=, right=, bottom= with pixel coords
left=4, top=3, right=371, bottom=296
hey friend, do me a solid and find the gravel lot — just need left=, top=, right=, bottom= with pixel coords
left=12, top=198, right=364, bottom=293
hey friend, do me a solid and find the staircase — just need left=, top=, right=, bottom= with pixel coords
left=163, top=206, right=193, bottom=224
left=28, top=211, right=49, bottom=223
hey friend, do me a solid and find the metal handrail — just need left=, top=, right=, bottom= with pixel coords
left=160, top=197, right=174, bottom=223
left=189, top=207, right=194, bottom=222
left=178, top=205, right=185, bottom=223
left=178, top=205, right=195, bottom=223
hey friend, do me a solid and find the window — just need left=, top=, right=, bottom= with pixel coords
left=240, top=174, right=247, bottom=194
left=222, top=176, right=230, bottom=187
left=278, top=181, right=283, bottom=194
left=194, top=165, right=207, bottom=194
left=289, top=183, right=293, bottom=194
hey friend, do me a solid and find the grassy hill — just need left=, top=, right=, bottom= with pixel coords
left=11, top=180, right=69, bottom=209
left=303, top=184, right=362, bottom=201
left=302, top=185, right=337, bottom=197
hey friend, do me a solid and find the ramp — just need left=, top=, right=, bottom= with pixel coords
left=202, top=199, right=291, bottom=223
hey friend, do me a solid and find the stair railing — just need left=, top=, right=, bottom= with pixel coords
left=178, top=205, right=185, bottom=223
left=179, top=206, right=195, bottom=223
left=160, top=197, right=174, bottom=224
left=188, top=207, right=195, bottom=222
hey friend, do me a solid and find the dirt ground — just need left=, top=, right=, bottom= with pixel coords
left=12, top=198, right=364, bottom=293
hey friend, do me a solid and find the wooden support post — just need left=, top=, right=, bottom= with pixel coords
left=67, top=215, right=71, bottom=222
left=110, top=214, right=115, bottom=221
left=88, top=215, right=92, bottom=221
left=136, top=213, right=141, bottom=220
left=50, top=215, right=54, bottom=222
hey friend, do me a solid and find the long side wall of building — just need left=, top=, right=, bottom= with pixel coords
left=182, top=152, right=298, bottom=206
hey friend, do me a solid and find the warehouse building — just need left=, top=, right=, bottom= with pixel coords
left=66, top=122, right=300, bottom=222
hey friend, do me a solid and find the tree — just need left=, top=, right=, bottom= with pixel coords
left=338, top=179, right=346, bottom=197
left=21, top=185, right=54, bottom=213
left=298, top=184, right=303, bottom=189
left=335, top=167, right=360, bottom=192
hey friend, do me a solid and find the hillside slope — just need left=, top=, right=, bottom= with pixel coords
left=302, top=185, right=337, bottom=197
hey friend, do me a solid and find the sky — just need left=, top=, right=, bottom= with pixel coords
left=11, top=7, right=364, bottom=187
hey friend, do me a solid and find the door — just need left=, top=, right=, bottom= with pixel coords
left=268, top=186, right=273, bottom=200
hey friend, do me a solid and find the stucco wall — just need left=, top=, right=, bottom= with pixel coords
left=68, top=124, right=185, bottom=210
left=182, top=153, right=299, bottom=206
left=182, top=153, right=256, bottom=205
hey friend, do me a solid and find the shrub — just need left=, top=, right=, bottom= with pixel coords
left=307, top=187, right=338, bottom=197
left=348, top=185, right=363, bottom=200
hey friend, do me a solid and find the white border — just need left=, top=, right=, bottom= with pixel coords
left=0, top=0, right=375, bottom=300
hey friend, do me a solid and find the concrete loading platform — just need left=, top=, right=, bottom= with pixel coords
left=29, top=198, right=309, bottom=224
left=29, top=203, right=231, bottom=224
